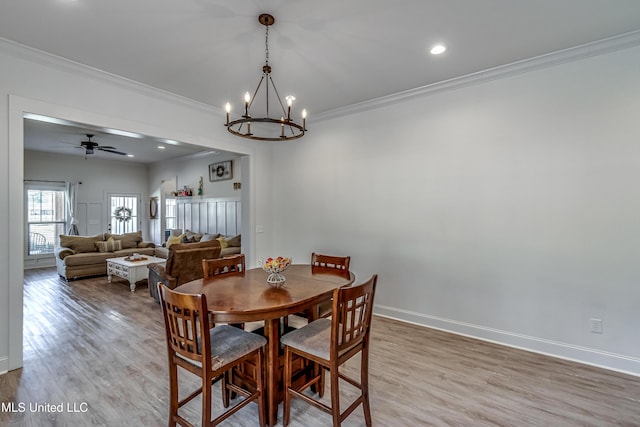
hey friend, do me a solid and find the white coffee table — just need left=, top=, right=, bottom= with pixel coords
left=106, top=255, right=166, bottom=292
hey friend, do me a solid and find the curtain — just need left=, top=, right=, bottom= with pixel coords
left=65, top=181, right=79, bottom=235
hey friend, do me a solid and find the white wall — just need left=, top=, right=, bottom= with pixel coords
left=0, top=39, right=274, bottom=373
left=271, top=44, right=640, bottom=374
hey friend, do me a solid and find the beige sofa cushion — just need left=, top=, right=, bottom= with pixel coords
left=59, top=234, right=104, bottom=253
left=63, top=251, right=114, bottom=266
left=113, top=247, right=156, bottom=258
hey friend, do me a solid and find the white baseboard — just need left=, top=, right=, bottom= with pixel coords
left=23, top=257, right=55, bottom=269
left=374, top=304, right=640, bottom=378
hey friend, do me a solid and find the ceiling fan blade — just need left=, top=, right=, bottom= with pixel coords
left=97, top=147, right=127, bottom=155
left=59, top=140, right=80, bottom=146
left=97, top=145, right=117, bottom=150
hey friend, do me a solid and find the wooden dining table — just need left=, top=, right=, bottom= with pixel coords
left=174, top=264, right=355, bottom=426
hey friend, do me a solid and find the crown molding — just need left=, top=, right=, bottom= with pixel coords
left=314, top=29, right=640, bottom=123
left=3, top=29, right=640, bottom=124
left=0, top=37, right=221, bottom=115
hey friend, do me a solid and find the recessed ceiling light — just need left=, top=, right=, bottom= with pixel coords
left=158, top=145, right=166, bottom=150
left=127, top=154, right=134, bottom=158
left=104, top=128, right=143, bottom=139
left=430, top=44, right=446, bottom=55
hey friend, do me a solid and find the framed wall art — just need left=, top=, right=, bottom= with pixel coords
left=209, top=160, right=233, bottom=182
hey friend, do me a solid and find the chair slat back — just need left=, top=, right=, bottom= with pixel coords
left=159, top=284, right=210, bottom=364
left=331, top=274, right=377, bottom=356
left=29, top=232, right=47, bottom=253
left=202, top=254, right=246, bottom=278
left=311, top=253, right=350, bottom=271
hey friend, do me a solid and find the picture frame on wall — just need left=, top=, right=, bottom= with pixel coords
left=209, top=160, right=233, bottom=182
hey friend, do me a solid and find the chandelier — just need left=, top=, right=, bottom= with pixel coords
left=225, top=14, right=307, bottom=141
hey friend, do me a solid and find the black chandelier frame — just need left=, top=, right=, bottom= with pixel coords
left=225, top=14, right=307, bottom=141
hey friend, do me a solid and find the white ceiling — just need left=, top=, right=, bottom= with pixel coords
left=4, top=0, right=640, bottom=162
left=22, top=117, right=219, bottom=163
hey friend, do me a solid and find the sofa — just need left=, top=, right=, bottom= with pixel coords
left=55, top=231, right=156, bottom=280
left=148, top=239, right=222, bottom=302
left=154, top=231, right=241, bottom=259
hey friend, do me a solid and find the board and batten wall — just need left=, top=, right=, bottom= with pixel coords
left=170, top=198, right=241, bottom=238
left=147, top=153, right=243, bottom=245
left=271, top=41, right=640, bottom=375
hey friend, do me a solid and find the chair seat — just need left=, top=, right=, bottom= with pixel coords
left=210, top=325, right=267, bottom=370
left=179, top=325, right=267, bottom=370
left=281, top=318, right=332, bottom=360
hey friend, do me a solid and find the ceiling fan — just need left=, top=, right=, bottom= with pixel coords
left=75, top=134, right=127, bottom=156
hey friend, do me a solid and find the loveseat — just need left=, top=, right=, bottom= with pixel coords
left=55, top=231, right=156, bottom=280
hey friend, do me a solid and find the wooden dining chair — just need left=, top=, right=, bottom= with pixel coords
left=281, top=274, right=377, bottom=427
left=284, top=252, right=353, bottom=331
left=202, top=254, right=248, bottom=330
left=311, top=253, right=351, bottom=318
left=158, top=283, right=267, bottom=427
left=311, top=252, right=351, bottom=272
left=202, top=254, right=246, bottom=278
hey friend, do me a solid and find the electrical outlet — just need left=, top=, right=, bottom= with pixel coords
left=590, top=317, right=603, bottom=334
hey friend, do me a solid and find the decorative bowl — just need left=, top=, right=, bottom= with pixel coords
left=262, top=256, right=291, bottom=287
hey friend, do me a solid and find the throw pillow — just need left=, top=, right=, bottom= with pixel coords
left=184, top=230, right=203, bottom=242
left=216, top=236, right=229, bottom=249
left=105, top=231, right=142, bottom=249
left=226, top=234, right=241, bottom=247
left=200, top=233, right=220, bottom=242
left=95, top=237, right=122, bottom=253
left=166, top=233, right=185, bottom=248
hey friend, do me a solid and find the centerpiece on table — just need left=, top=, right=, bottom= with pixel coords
left=262, top=256, right=291, bottom=287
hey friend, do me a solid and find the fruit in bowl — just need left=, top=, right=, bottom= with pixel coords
left=262, top=256, right=291, bottom=273
left=262, top=257, right=291, bottom=286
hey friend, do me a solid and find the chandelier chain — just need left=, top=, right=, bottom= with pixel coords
left=265, top=25, right=269, bottom=65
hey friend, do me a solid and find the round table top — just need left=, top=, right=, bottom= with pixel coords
left=174, top=264, right=355, bottom=323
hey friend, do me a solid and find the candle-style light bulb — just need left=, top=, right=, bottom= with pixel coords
left=225, top=102, right=231, bottom=126
left=302, top=109, right=307, bottom=132
left=281, top=116, right=285, bottom=138
left=286, top=96, right=294, bottom=121
left=244, top=92, right=251, bottom=117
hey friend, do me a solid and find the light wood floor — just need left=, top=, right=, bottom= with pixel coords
left=1, top=268, right=639, bottom=426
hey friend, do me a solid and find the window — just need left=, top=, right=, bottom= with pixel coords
left=165, top=198, right=177, bottom=230
left=26, top=186, right=66, bottom=256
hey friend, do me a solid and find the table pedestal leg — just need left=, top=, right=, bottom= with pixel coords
left=264, top=317, right=280, bottom=427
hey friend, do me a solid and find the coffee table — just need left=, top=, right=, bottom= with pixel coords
left=106, top=255, right=166, bottom=292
